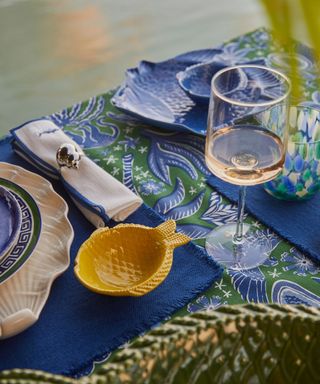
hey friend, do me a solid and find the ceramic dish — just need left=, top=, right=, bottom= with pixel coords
left=111, top=49, right=223, bottom=135
left=0, top=185, right=22, bottom=262
left=176, top=58, right=266, bottom=102
left=111, top=47, right=267, bottom=135
left=0, top=163, right=73, bottom=339
left=74, top=220, right=190, bottom=296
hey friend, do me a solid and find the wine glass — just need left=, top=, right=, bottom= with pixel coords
left=205, top=65, right=291, bottom=270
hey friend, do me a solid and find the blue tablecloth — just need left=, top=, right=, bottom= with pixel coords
left=0, top=136, right=222, bottom=377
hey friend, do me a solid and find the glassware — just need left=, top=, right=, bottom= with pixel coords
left=205, top=65, right=291, bottom=270
left=264, top=106, right=320, bottom=200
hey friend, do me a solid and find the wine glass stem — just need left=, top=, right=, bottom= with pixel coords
left=234, top=186, right=247, bottom=244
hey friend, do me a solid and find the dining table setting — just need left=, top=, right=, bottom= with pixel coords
left=0, top=26, right=320, bottom=382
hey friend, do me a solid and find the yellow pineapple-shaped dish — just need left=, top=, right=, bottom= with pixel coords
left=74, top=220, right=190, bottom=296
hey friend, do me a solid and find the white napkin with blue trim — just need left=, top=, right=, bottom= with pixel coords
left=12, top=119, right=142, bottom=228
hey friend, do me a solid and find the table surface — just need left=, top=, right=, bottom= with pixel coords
left=2, top=1, right=320, bottom=377
left=0, top=0, right=266, bottom=134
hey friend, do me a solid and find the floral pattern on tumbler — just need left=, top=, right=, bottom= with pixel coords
left=264, top=106, right=320, bottom=200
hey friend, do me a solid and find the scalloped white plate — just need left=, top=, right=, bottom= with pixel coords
left=0, top=163, right=74, bottom=339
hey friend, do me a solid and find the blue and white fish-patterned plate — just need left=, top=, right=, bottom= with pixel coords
left=0, top=163, right=73, bottom=339
left=111, top=48, right=224, bottom=136
left=111, top=28, right=320, bottom=135
left=176, top=58, right=266, bottom=103
left=111, top=44, right=269, bottom=135
left=0, top=185, right=22, bottom=262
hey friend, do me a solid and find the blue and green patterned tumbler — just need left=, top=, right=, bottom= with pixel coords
left=264, top=106, right=320, bottom=200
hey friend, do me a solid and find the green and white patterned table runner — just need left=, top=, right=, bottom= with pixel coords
left=49, top=28, right=320, bottom=317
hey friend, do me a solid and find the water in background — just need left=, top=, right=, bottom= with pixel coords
left=0, top=0, right=265, bottom=134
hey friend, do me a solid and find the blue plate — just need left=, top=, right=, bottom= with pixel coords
left=111, top=46, right=268, bottom=135
left=111, top=49, right=224, bottom=135
left=0, top=186, right=22, bottom=261
left=176, top=58, right=266, bottom=103
left=111, top=29, right=319, bottom=135
left=0, top=178, right=41, bottom=284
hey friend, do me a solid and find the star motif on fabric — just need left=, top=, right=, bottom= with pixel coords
left=214, top=279, right=226, bottom=290
left=135, top=166, right=143, bottom=172
left=189, top=186, right=197, bottom=195
left=140, top=170, right=150, bottom=178
left=105, top=155, right=118, bottom=164
left=199, top=182, right=206, bottom=188
left=222, top=290, right=232, bottom=298
left=135, top=175, right=142, bottom=181
left=252, top=221, right=261, bottom=228
left=124, top=127, right=134, bottom=134
left=111, top=167, right=120, bottom=176
left=138, top=146, right=148, bottom=154
left=268, top=268, right=282, bottom=279
left=113, top=145, right=122, bottom=151
left=138, top=180, right=164, bottom=196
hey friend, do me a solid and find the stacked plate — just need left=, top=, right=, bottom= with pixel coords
left=111, top=34, right=318, bottom=135
left=0, top=163, right=73, bottom=339
left=0, top=185, right=22, bottom=263
left=111, top=48, right=268, bottom=135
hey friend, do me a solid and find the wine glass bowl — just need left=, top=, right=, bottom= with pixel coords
left=205, top=65, right=290, bottom=270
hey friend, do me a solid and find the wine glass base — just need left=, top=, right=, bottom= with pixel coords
left=205, top=223, right=272, bottom=270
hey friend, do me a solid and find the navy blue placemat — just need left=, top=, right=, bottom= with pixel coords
left=207, top=175, right=320, bottom=264
left=0, top=136, right=222, bottom=377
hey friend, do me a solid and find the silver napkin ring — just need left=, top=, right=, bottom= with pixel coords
left=56, top=143, right=82, bottom=169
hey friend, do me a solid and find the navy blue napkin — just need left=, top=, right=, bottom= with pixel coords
left=0, top=136, right=222, bottom=377
left=207, top=175, right=320, bottom=264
